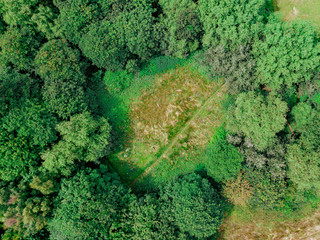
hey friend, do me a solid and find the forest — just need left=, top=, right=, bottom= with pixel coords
left=0, top=0, right=320, bottom=239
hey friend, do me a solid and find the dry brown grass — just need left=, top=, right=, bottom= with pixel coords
left=130, top=66, right=215, bottom=156
left=220, top=206, right=320, bottom=240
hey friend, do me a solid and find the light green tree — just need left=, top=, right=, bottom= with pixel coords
left=42, top=112, right=111, bottom=176
left=226, top=91, right=288, bottom=150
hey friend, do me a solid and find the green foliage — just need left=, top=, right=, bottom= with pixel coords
left=49, top=166, right=133, bottom=240
left=0, top=66, right=40, bottom=118
left=246, top=168, right=286, bottom=210
left=0, top=131, right=39, bottom=181
left=35, top=39, right=86, bottom=82
left=292, top=102, right=317, bottom=133
left=2, top=99, right=57, bottom=148
left=226, top=91, right=288, bottom=150
left=159, top=0, right=202, bottom=58
left=287, top=143, right=320, bottom=191
left=203, top=125, right=243, bottom=182
left=202, top=45, right=256, bottom=93
left=56, top=0, right=159, bottom=69
left=199, top=0, right=269, bottom=48
left=35, top=39, right=88, bottom=119
left=104, top=70, right=134, bottom=95
left=42, top=112, right=111, bottom=176
left=0, top=26, right=42, bottom=71
left=160, top=173, right=223, bottom=239
left=291, top=102, right=320, bottom=151
left=0, top=0, right=39, bottom=26
left=128, top=195, right=162, bottom=240
left=0, top=0, right=58, bottom=39
left=120, top=0, right=159, bottom=60
left=79, top=20, right=127, bottom=70
left=253, top=16, right=320, bottom=91
left=53, top=0, right=104, bottom=45
left=30, top=5, right=58, bottom=40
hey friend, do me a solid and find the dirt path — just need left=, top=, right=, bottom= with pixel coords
left=130, top=83, right=225, bottom=187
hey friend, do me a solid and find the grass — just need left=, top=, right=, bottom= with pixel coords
left=219, top=205, right=320, bottom=239
left=105, top=56, right=226, bottom=187
left=134, top=84, right=226, bottom=189
left=274, top=0, right=320, bottom=28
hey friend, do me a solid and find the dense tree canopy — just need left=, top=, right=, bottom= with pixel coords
left=199, top=0, right=269, bottom=48
left=160, top=173, right=223, bottom=238
left=35, top=39, right=88, bottom=118
left=202, top=44, right=256, bottom=93
left=0, top=26, right=42, bottom=71
left=226, top=91, right=288, bottom=150
left=49, top=166, right=133, bottom=240
left=159, top=0, right=202, bottom=58
left=287, top=143, right=320, bottom=191
left=0, top=0, right=320, bottom=238
left=203, top=126, right=243, bottom=182
left=41, top=112, right=111, bottom=176
left=253, top=17, right=320, bottom=91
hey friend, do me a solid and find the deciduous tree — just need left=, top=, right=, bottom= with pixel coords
left=41, top=112, right=111, bottom=176
left=226, top=91, right=288, bottom=150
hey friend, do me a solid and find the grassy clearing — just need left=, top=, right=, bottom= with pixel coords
left=107, top=58, right=226, bottom=186
left=135, top=84, right=226, bottom=188
left=274, top=0, right=320, bottom=28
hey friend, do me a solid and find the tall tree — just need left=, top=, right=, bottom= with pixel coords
left=160, top=173, right=223, bottom=239
left=49, top=166, right=134, bottom=240
left=202, top=44, right=256, bottom=93
left=79, top=20, right=128, bottom=70
left=35, top=39, right=88, bottom=119
left=287, top=143, right=320, bottom=191
left=199, top=0, right=269, bottom=48
left=253, top=16, right=320, bottom=92
left=41, top=112, right=111, bottom=176
left=0, top=26, right=42, bottom=71
left=226, top=91, right=288, bottom=150
left=159, top=0, right=202, bottom=58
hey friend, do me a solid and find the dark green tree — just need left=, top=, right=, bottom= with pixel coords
left=160, top=173, right=223, bottom=239
left=0, top=66, right=41, bottom=118
left=49, top=166, right=134, bottom=240
left=0, top=0, right=58, bottom=39
left=203, top=125, right=243, bottom=182
left=35, top=39, right=88, bottom=119
left=0, top=0, right=39, bottom=26
left=79, top=20, right=127, bottom=70
left=53, top=0, right=104, bottom=44
left=2, top=99, right=57, bottom=148
left=120, top=0, right=159, bottom=61
left=0, top=26, right=42, bottom=71
left=0, top=131, right=39, bottom=181
left=159, top=0, right=202, bottom=58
